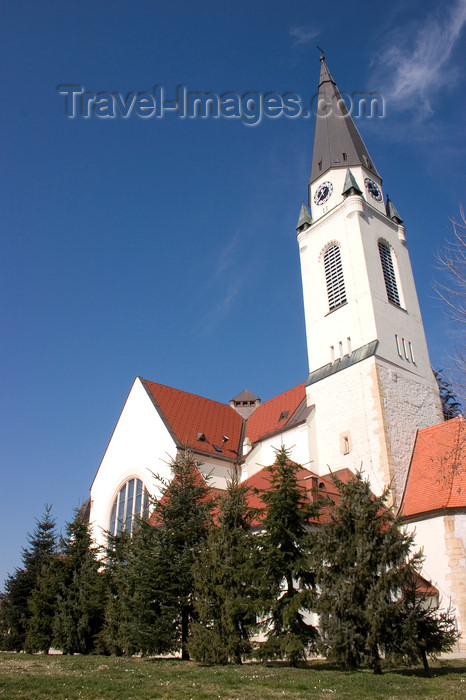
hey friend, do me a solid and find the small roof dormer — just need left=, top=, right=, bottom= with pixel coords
left=230, top=389, right=261, bottom=419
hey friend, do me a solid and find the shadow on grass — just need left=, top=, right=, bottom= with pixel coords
left=142, top=655, right=466, bottom=678
left=388, top=663, right=466, bottom=678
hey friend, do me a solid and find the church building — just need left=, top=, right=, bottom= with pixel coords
left=88, top=57, right=465, bottom=652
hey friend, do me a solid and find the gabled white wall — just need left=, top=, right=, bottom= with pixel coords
left=241, top=421, right=313, bottom=480
left=89, top=378, right=177, bottom=547
left=197, top=458, right=236, bottom=490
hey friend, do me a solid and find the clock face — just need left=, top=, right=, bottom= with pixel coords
left=314, top=181, right=333, bottom=206
left=364, top=177, right=382, bottom=202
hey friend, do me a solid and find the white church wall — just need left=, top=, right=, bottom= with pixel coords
left=197, top=458, right=236, bottom=490
left=375, top=358, right=443, bottom=499
left=89, top=377, right=177, bottom=547
left=298, top=197, right=379, bottom=374
left=308, top=356, right=388, bottom=494
left=242, top=422, right=311, bottom=480
left=307, top=353, right=443, bottom=501
left=407, top=514, right=466, bottom=653
left=358, top=210, right=441, bottom=396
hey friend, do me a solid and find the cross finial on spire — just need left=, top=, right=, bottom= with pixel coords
left=317, top=45, right=325, bottom=61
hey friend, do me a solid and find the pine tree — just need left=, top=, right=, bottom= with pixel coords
left=151, top=450, right=215, bottom=659
left=0, top=506, right=57, bottom=651
left=313, top=471, right=421, bottom=674
left=189, top=477, right=259, bottom=664
left=256, top=446, right=319, bottom=666
left=53, top=511, right=106, bottom=654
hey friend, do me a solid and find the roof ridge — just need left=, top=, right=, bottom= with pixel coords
left=444, top=417, right=464, bottom=509
left=418, top=415, right=462, bottom=435
left=258, top=381, right=306, bottom=405
left=141, top=377, right=234, bottom=411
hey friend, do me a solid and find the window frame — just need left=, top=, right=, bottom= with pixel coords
left=323, top=243, right=347, bottom=312
left=109, top=477, right=149, bottom=537
left=378, top=240, right=402, bottom=307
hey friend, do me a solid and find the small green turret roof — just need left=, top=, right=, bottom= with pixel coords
left=386, top=195, right=403, bottom=224
left=296, top=201, right=312, bottom=230
left=342, top=168, right=362, bottom=197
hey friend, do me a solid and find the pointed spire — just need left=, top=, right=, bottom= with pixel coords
left=385, top=195, right=403, bottom=224
left=310, top=57, right=380, bottom=184
left=342, top=168, right=362, bottom=197
left=296, top=201, right=312, bottom=231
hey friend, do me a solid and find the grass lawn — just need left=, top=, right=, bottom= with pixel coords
left=0, top=652, right=465, bottom=699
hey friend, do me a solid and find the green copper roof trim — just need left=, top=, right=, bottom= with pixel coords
left=296, top=201, right=312, bottom=229
left=306, top=340, right=379, bottom=386
left=386, top=195, right=403, bottom=224
left=342, top=168, right=362, bottom=196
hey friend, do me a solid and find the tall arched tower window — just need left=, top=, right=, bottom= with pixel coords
left=109, top=477, right=149, bottom=537
left=324, top=244, right=347, bottom=310
left=378, top=241, right=400, bottom=306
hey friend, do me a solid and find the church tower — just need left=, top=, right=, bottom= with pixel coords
left=297, top=56, right=442, bottom=500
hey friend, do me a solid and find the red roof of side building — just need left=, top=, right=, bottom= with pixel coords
left=245, top=383, right=307, bottom=445
left=243, top=464, right=349, bottom=526
left=399, top=416, right=465, bottom=520
left=141, top=379, right=244, bottom=460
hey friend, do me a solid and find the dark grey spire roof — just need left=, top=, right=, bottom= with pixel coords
left=310, top=58, right=380, bottom=184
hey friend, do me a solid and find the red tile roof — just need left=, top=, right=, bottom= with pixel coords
left=245, top=383, right=306, bottom=445
left=399, top=416, right=465, bottom=519
left=414, top=574, right=439, bottom=599
left=141, top=379, right=308, bottom=461
left=142, top=379, right=243, bottom=460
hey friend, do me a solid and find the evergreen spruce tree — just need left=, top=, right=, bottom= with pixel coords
left=313, top=471, right=421, bottom=674
left=0, top=506, right=57, bottom=650
left=53, top=510, right=106, bottom=654
left=25, top=554, right=65, bottom=653
left=151, top=450, right=215, bottom=659
left=99, top=529, right=133, bottom=656
left=394, top=567, right=458, bottom=676
left=189, top=477, right=259, bottom=664
left=256, top=446, right=319, bottom=666
left=434, top=369, right=462, bottom=419
left=100, top=520, right=175, bottom=656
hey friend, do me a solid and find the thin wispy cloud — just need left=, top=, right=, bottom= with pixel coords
left=289, top=25, right=319, bottom=47
left=375, top=0, right=466, bottom=118
left=215, top=234, right=239, bottom=278
left=189, top=233, right=250, bottom=337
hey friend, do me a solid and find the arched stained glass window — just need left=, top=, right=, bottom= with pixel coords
left=324, top=244, right=347, bottom=310
left=109, top=478, right=149, bottom=537
left=378, top=241, right=401, bottom=306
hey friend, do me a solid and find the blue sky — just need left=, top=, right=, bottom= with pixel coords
left=1, top=0, right=465, bottom=586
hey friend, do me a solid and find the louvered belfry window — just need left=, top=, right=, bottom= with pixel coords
left=324, top=244, right=347, bottom=310
left=378, top=241, right=401, bottom=306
